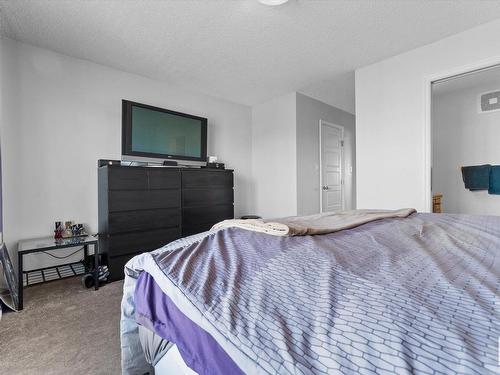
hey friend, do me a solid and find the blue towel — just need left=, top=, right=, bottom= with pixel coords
left=461, top=165, right=491, bottom=191
left=488, top=166, right=500, bottom=195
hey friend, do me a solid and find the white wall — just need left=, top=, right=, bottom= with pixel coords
left=251, top=92, right=297, bottom=219
left=356, top=18, right=500, bottom=212
left=251, top=92, right=356, bottom=218
left=296, top=93, right=356, bottom=215
left=1, top=37, right=252, bottom=269
left=433, top=84, right=500, bottom=215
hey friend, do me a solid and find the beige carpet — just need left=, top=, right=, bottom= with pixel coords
left=0, top=277, right=124, bottom=375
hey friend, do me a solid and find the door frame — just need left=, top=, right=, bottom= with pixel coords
left=424, top=59, right=500, bottom=212
left=319, top=120, right=345, bottom=213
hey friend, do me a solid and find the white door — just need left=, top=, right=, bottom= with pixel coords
left=320, top=120, right=344, bottom=213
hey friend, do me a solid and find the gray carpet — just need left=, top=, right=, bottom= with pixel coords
left=0, top=277, right=123, bottom=374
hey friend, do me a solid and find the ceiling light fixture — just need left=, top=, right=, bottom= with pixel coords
left=258, top=0, right=289, bottom=6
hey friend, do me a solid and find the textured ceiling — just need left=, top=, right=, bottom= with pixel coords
left=2, top=1, right=500, bottom=114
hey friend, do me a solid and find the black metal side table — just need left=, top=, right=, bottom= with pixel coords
left=17, top=235, right=99, bottom=310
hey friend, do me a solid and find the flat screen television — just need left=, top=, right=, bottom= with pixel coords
left=122, top=100, right=208, bottom=165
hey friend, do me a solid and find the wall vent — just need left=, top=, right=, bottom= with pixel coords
left=479, top=90, right=500, bottom=113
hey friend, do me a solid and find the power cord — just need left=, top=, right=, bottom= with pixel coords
left=40, top=246, right=84, bottom=259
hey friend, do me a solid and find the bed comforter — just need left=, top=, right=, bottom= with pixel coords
left=121, top=213, right=500, bottom=375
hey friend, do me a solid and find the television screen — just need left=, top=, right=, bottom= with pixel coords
left=122, top=100, right=207, bottom=162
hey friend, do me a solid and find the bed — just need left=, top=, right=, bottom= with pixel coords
left=120, top=210, right=500, bottom=375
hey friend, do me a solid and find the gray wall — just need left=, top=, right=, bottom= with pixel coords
left=296, top=93, right=356, bottom=215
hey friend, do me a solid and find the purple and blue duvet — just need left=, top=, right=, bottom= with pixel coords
left=121, top=213, right=500, bottom=374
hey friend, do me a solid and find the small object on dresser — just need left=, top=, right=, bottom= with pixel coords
left=98, top=159, right=121, bottom=167
left=205, top=162, right=225, bottom=169
left=55, top=221, right=89, bottom=238
left=162, top=160, right=178, bottom=166
left=64, top=221, right=73, bottom=237
left=54, top=222, right=64, bottom=239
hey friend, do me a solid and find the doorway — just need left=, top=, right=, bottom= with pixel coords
left=431, top=65, right=500, bottom=215
left=319, top=120, right=344, bottom=213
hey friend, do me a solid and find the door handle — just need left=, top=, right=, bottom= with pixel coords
left=322, top=186, right=329, bottom=191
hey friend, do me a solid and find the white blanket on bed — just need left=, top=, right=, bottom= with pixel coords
left=211, top=208, right=416, bottom=236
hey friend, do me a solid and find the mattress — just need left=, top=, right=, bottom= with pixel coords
left=137, top=324, right=196, bottom=374
left=155, top=344, right=197, bottom=374
left=122, top=212, right=500, bottom=375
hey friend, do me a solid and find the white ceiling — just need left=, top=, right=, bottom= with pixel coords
left=2, top=1, right=500, bottom=114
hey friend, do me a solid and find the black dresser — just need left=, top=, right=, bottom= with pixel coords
left=98, top=165, right=234, bottom=281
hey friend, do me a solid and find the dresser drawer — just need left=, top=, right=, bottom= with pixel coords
left=182, top=188, right=234, bottom=207
left=149, top=169, right=181, bottom=190
left=182, top=204, right=234, bottom=227
left=108, top=168, right=148, bottom=190
left=109, top=208, right=180, bottom=234
left=109, top=190, right=180, bottom=212
left=182, top=170, right=233, bottom=189
left=107, top=228, right=180, bottom=257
